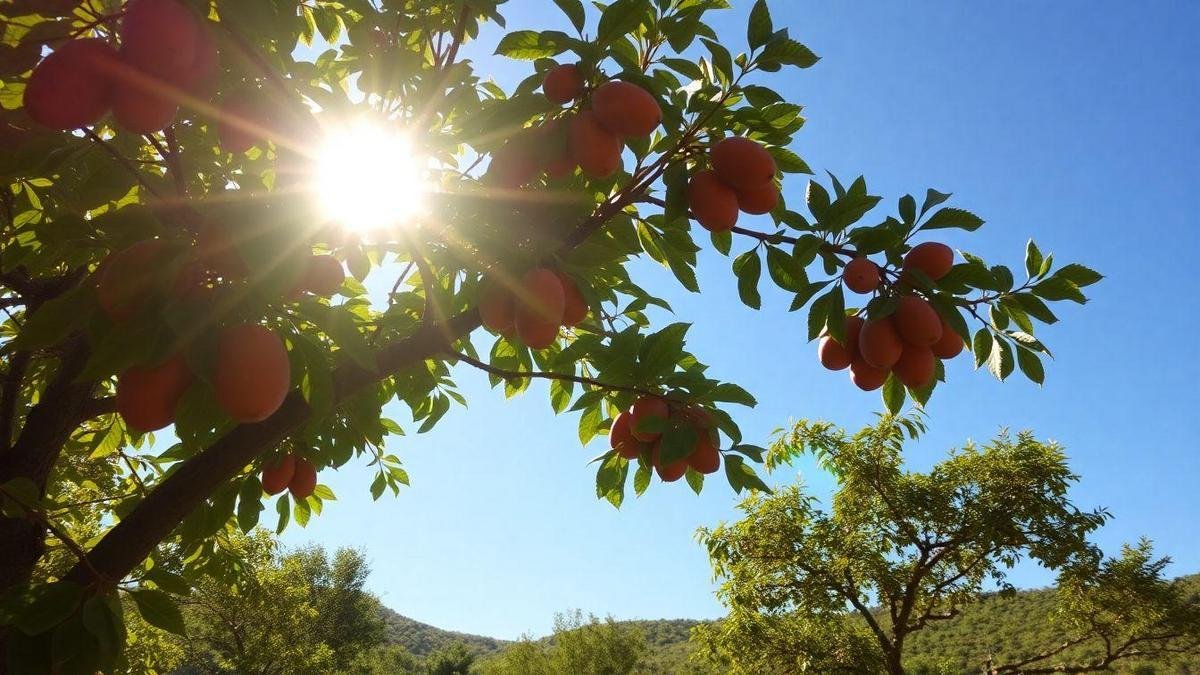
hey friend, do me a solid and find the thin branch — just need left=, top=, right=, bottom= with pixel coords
left=84, top=129, right=164, bottom=200
left=0, top=484, right=109, bottom=585
left=450, top=351, right=679, bottom=402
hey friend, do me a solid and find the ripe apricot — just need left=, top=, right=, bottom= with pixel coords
left=687, top=170, right=739, bottom=233
left=214, top=324, right=291, bottom=423
left=858, top=317, right=903, bottom=369
left=479, top=274, right=515, bottom=333
left=818, top=336, right=853, bottom=371
left=591, top=81, right=661, bottom=138
left=24, top=38, right=120, bottom=130
left=97, top=239, right=168, bottom=322
left=711, top=137, right=776, bottom=192
left=515, top=315, right=559, bottom=349
left=289, top=458, right=318, bottom=500
left=485, top=138, right=539, bottom=189
left=652, top=442, right=688, bottom=482
left=181, top=23, right=219, bottom=97
left=688, top=431, right=721, bottom=475
left=514, top=268, right=566, bottom=349
left=931, top=319, right=965, bottom=359
left=261, top=454, right=296, bottom=496
left=537, top=119, right=575, bottom=178
left=120, top=0, right=199, bottom=81
left=112, top=80, right=178, bottom=134
left=894, top=296, right=943, bottom=347
left=736, top=182, right=779, bottom=215
left=630, top=396, right=670, bottom=442
left=893, top=345, right=936, bottom=389
left=557, top=272, right=588, bottom=327
left=843, top=257, right=880, bottom=294
left=849, top=357, right=890, bottom=391
left=299, top=255, right=345, bottom=297
left=543, top=63, right=584, bottom=104
left=845, top=316, right=865, bottom=358
left=568, top=111, right=622, bottom=179
left=116, top=352, right=192, bottom=432
left=610, top=411, right=643, bottom=460
left=903, top=242, right=954, bottom=282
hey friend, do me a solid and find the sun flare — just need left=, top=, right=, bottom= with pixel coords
left=314, top=122, right=427, bottom=232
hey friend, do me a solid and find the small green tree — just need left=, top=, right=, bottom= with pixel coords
left=423, top=640, right=476, bottom=675
left=290, top=544, right=387, bottom=670
left=697, top=416, right=1114, bottom=674
left=477, top=610, right=647, bottom=675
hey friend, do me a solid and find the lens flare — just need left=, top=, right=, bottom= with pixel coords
left=314, top=122, right=426, bottom=232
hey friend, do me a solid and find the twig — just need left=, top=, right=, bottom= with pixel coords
left=450, top=350, right=682, bottom=403
left=84, top=129, right=164, bottom=200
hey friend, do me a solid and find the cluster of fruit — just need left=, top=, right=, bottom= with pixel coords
left=818, top=241, right=965, bottom=391
left=478, top=268, right=587, bottom=349
left=687, top=137, right=780, bottom=232
left=24, top=0, right=217, bottom=134
left=104, top=228, right=345, bottom=433
left=609, top=397, right=721, bottom=482
left=485, top=64, right=662, bottom=187
left=260, top=453, right=320, bottom=500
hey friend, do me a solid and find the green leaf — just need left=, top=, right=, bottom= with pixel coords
left=495, top=30, right=572, bottom=59
left=765, top=245, right=805, bottom=292
left=770, top=146, right=812, bottom=174
left=1052, top=263, right=1104, bottom=288
left=274, top=494, right=290, bottom=534
left=759, top=37, right=819, bottom=69
left=1016, top=346, right=1045, bottom=385
left=882, top=374, right=906, bottom=415
left=807, top=287, right=844, bottom=342
left=685, top=468, right=704, bottom=495
left=733, top=249, right=762, bottom=309
left=747, top=0, right=773, bottom=50
left=1024, top=240, right=1044, bottom=278
left=639, top=322, right=689, bottom=375
left=986, top=335, right=1014, bottom=381
left=921, top=207, right=984, bottom=232
left=552, top=0, right=586, bottom=33
left=658, top=424, right=698, bottom=465
left=701, top=38, right=733, bottom=85
left=899, top=194, right=917, bottom=225
left=633, top=462, right=652, bottom=496
left=919, top=188, right=952, bottom=217
left=597, top=0, right=648, bottom=45
left=236, top=477, right=263, bottom=533
left=1032, top=277, right=1086, bottom=304
left=10, top=284, right=95, bottom=351
left=724, top=455, right=772, bottom=495
left=129, top=589, right=186, bottom=636
left=1012, top=293, right=1059, bottom=324
left=14, top=581, right=84, bottom=636
left=972, top=328, right=992, bottom=369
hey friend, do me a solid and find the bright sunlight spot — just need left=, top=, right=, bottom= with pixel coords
left=314, top=121, right=427, bottom=232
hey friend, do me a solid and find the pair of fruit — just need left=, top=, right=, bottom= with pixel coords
left=479, top=268, right=587, bottom=349
left=818, top=295, right=965, bottom=391
left=542, top=63, right=662, bottom=140
left=842, top=242, right=955, bottom=295
left=260, top=453, right=319, bottom=500
left=24, top=0, right=218, bottom=133
left=608, top=397, right=722, bottom=482
left=687, top=137, right=780, bottom=233
left=116, top=323, right=292, bottom=432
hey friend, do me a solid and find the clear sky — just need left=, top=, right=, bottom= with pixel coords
left=281, top=1, right=1200, bottom=640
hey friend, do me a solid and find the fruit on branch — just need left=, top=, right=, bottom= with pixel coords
left=514, top=268, right=566, bottom=349
left=557, top=272, right=588, bottom=327
left=688, top=429, right=721, bottom=475
left=931, top=319, right=965, bottom=359
left=591, top=80, right=661, bottom=138
left=214, top=324, right=291, bottom=423
left=858, top=317, right=903, bottom=369
left=120, top=0, right=200, bottom=81
left=296, top=255, right=345, bottom=297
left=261, top=454, right=297, bottom=495
left=485, top=136, right=540, bottom=189
left=735, top=182, right=779, bottom=215
left=843, top=257, right=880, bottom=294
left=630, top=396, right=670, bottom=442
left=687, top=170, right=739, bottom=233
left=652, top=442, right=688, bottom=482
left=893, top=344, right=936, bottom=389
left=543, top=63, right=585, bottom=104
left=610, top=411, right=643, bottom=460
left=111, top=80, right=179, bottom=134
left=289, top=458, right=318, bottom=500
left=24, top=38, right=120, bottom=130
left=711, top=137, right=776, bottom=192
left=568, top=110, right=622, bottom=179
left=218, top=93, right=269, bottom=154
left=479, top=274, right=516, bottom=334
left=180, top=22, right=220, bottom=97
left=894, top=295, right=943, bottom=347
left=116, top=352, right=193, bottom=432
left=903, top=241, right=954, bottom=283
left=849, top=357, right=890, bottom=392
left=97, top=239, right=169, bottom=322
left=537, top=118, right=576, bottom=179
left=818, top=335, right=853, bottom=371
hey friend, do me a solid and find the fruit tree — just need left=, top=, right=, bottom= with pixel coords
left=0, top=0, right=1099, bottom=669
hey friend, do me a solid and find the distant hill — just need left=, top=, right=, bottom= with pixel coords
left=379, top=574, right=1200, bottom=673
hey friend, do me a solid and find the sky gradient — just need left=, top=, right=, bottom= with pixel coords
left=282, top=1, right=1200, bottom=640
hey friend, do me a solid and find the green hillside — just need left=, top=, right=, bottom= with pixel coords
left=380, top=574, right=1200, bottom=673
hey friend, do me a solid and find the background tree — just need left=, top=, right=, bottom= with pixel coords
left=0, top=0, right=1098, bottom=667
left=423, top=640, right=477, bottom=675
left=476, top=610, right=647, bottom=675
left=697, top=416, right=1200, bottom=674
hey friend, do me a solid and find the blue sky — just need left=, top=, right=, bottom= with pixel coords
left=282, top=1, right=1200, bottom=639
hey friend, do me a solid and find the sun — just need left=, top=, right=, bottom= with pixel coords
left=314, top=121, right=427, bottom=232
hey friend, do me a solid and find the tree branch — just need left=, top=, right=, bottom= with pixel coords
left=450, top=351, right=678, bottom=402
